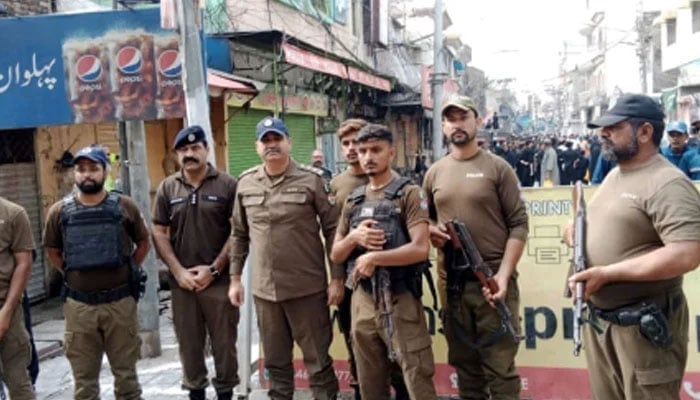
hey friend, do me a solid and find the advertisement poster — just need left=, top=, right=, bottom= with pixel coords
left=0, top=8, right=185, bottom=129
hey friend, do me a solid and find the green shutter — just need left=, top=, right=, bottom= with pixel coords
left=227, top=108, right=269, bottom=177
left=285, top=114, right=316, bottom=166
left=227, top=109, right=316, bottom=176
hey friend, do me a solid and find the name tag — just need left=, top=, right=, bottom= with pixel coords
left=360, top=207, right=374, bottom=218
left=169, top=197, right=185, bottom=205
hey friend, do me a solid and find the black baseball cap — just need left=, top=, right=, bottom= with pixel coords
left=587, top=94, right=665, bottom=129
left=356, top=124, right=393, bottom=143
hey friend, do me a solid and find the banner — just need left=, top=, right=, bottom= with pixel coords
left=259, top=185, right=700, bottom=399
left=0, top=8, right=184, bottom=129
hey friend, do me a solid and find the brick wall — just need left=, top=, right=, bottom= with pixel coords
left=3, top=0, right=52, bottom=15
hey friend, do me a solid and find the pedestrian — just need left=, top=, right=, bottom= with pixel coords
left=0, top=197, right=36, bottom=400
left=423, top=95, right=528, bottom=399
left=570, top=94, right=700, bottom=399
left=311, top=149, right=333, bottom=180
left=661, top=121, right=692, bottom=168
left=329, top=119, right=412, bottom=400
left=540, top=137, right=560, bottom=186
left=228, top=116, right=341, bottom=400
left=151, top=126, right=240, bottom=400
left=330, top=124, right=436, bottom=400
left=43, top=145, right=150, bottom=400
left=516, top=140, right=535, bottom=187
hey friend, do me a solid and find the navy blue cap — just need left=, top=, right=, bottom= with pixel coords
left=256, top=117, right=289, bottom=140
left=173, top=125, right=207, bottom=150
left=74, top=145, right=109, bottom=167
left=666, top=121, right=688, bottom=134
left=588, top=94, right=665, bottom=129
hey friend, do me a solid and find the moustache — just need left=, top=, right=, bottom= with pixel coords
left=452, top=129, right=468, bottom=136
left=183, top=157, right=199, bottom=164
left=265, top=148, right=281, bottom=155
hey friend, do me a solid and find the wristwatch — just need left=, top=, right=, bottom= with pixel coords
left=209, top=264, right=220, bottom=278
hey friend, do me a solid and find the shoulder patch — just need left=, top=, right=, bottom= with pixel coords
left=298, top=164, right=325, bottom=177
left=238, top=166, right=260, bottom=179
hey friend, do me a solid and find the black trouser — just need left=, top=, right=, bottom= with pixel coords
left=337, top=288, right=409, bottom=399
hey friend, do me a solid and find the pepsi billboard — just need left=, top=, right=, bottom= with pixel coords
left=0, top=8, right=185, bottom=129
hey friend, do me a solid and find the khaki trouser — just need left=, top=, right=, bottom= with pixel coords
left=584, top=292, right=689, bottom=400
left=351, top=287, right=436, bottom=400
left=0, top=303, right=35, bottom=400
left=64, top=296, right=142, bottom=400
left=443, top=277, right=521, bottom=400
left=255, top=291, right=338, bottom=400
left=171, top=275, right=240, bottom=393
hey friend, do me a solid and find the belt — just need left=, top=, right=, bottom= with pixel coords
left=591, top=291, right=683, bottom=326
left=359, top=279, right=408, bottom=295
left=64, top=284, right=132, bottom=305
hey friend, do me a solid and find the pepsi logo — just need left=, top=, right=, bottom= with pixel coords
left=76, top=55, right=103, bottom=83
left=157, top=49, right=182, bottom=78
left=117, top=46, right=143, bottom=74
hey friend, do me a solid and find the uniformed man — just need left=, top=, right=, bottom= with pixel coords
left=152, top=126, right=239, bottom=400
left=569, top=94, right=700, bottom=400
left=228, top=116, right=341, bottom=400
left=311, top=149, right=333, bottom=181
left=330, top=124, right=436, bottom=400
left=424, top=95, right=528, bottom=400
left=43, top=145, right=150, bottom=400
left=0, top=197, right=36, bottom=400
left=329, top=118, right=409, bottom=400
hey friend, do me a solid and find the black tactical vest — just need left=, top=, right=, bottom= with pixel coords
left=60, top=193, right=125, bottom=271
left=346, top=177, right=423, bottom=293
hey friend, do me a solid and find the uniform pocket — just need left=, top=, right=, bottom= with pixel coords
left=636, top=365, right=681, bottom=386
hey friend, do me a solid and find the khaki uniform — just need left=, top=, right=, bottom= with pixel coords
left=0, top=198, right=35, bottom=400
left=584, top=155, right=700, bottom=400
left=423, top=151, right=528, bottom=399
left=43, top=194, right=149, bottom=400
left=152, top=165, right=240, bottom=393
left=230, top=161, right=340, bottom=400
left=336, top=179, right=436, bottom=400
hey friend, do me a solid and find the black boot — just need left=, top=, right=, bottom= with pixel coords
left=216, top=390, right=233, bottom=400
left=189, top=388, right=206, bottom=400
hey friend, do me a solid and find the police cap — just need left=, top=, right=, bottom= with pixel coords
left=73, top=145, right=109, bottom=168
left=173, top=125, right=207, bottom=150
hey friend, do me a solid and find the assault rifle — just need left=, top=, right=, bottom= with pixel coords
left=565, top=180, right=587, bottom=356
left=445, top=220, right=521, bottom=344
left=372, top=268, right=398, bottom=362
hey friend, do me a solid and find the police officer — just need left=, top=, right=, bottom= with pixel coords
left=228, top=117, right=340, bottom=400
left=424, top=95, right=528, bottom=400
left=330, top=124, right=436, bottom=400
left=329, top=118, right=409, bottom=400
left=43, top=145, right=150, bottom=400
left=0, top=197, right=35, bottom=400
left=569, top=94, right=700, bottom=400
left=152, top=126, right=239, bottom=400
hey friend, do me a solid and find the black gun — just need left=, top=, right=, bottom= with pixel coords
left=565, top=181, right=587, bottom=356
left=445, top=220, right=521, bottom=344
left=372, top=268, right=397, bottom=362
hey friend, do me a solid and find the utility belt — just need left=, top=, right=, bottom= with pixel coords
left=63, top=284, right=132, bottom=305
left=358, top=278, right=410, bottom=296
left=589, top=290, right=684, bottom=348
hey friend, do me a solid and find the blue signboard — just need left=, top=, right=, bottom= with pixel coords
left=0, top=8, right=185, bottom=129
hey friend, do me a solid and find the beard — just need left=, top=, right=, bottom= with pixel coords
left=77, top=179, right=105, bottom=194
left=601, top=132, right=639, bottom=162
left=364, top=163, right=388, bottom=177
left=449, top=129, right=474, bottom=146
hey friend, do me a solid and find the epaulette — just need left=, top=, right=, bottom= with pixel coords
left=238, top=165, right=260, bottom=179
left=298, top=164, right=325, bottom=177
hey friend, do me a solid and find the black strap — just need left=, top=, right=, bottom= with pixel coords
left=383, top=177, right=412, bottom=200
left=64, top=284, right=131, bottom=305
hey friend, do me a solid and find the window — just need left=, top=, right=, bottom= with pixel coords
left=693, top=2, right=700, bottom=33
left=667, top=18, right=677, bottom=45
left=0, top=130, right=35, bottom=164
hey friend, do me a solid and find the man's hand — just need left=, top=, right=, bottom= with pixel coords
left=349, top=219, right=385, bottom=251
left=190, top=265, right=215, bottom=292
left=352, top=252, right=378, bottom=285
left=568, top=266, right=610, bottom=300
left=481, top=272, right=509, bottom=308
left=327, top=278, right=345, bottom=306
left=173, top=266, right=199, bottom=291
left=0, top=307, right=10, bottom=341
left=228, top=279, right=244, bottom=307
left=562, top=221, right=574, bottom=247
left=429, top=223, right=450, bottom=248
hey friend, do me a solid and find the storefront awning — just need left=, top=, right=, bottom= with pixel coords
left=207, top=69, right=259, bottom=97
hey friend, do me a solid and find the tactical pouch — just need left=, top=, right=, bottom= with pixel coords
left=129, top=263, right=147, bottom=301
left=638, top=303, right=671, bottom=348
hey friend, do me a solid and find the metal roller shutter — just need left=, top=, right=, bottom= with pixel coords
left=227, top=109, right=316, bottom=176
left=0, top=163, right=46, bottom=301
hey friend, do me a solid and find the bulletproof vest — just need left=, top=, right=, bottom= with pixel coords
left=60, top=192, right=125, bottom=271
left=346, top=177, right=417, bottom=290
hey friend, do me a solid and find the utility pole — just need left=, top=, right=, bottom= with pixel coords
left=112, top=0, right=161, bottom=358
left=635, top=0, right=650, bottom=93
left=175, top=0, right=216, bottom=164
left=430, top=0, right=446, bottom=162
